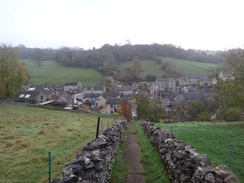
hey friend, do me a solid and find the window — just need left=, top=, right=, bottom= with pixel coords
left=19, top=94, right=25, bottom=98
left=24, top=94, right=31, bottom=98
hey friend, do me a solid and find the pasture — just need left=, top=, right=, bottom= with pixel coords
left=0, top=106, right=117, bottom=183
left=20, top=60, right=104, bottom=86
left=156, top=121, right=244, bottom=182
left=119, top=57, right=218, bottom=78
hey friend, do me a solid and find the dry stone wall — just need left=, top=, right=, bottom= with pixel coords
left=140, top=121, right=240, bottom=183
left=51, top=120, right=127, bottom=183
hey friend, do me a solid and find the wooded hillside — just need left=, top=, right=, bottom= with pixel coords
left=16, top=44, right=224, bottom=77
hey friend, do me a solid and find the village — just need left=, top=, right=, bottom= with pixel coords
left=16, top=73, right=230, bottom=121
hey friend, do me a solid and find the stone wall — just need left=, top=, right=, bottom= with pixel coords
left=140, top=121, right=240, bottom=183
left=51, top=120, right=127, bottom=183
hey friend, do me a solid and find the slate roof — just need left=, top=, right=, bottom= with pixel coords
left=105, top=90, right=121, bottom=98
left=156, top=77, right=175, bottom=82
left=18, top=90, right=42, bottom=99
left=93, top=86, right=105, bottom=90
left=84, top=93, right=102, bottom=99
left=199, top=76, right=210, bottom=82
left=179, top=77, right=187, bottom=82
left=187, top=87, right=197, bottom=92
left=84, top=85, right=105, bottom=91
left=186, top=74, right=201, bottom=78
left=183, top=92, right=204, bottom=100
left=106, top=98, right=128, bottom=104
left=66, top=89, right=82, bottom=95
left=112, top=85, right=137, bottom=92
left=64, top=82, right=80, bottom=86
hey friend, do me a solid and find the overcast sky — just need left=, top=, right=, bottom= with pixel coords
left=0, top=0, right=243, bottom=50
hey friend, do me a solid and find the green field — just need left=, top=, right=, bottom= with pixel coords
left=0, top=106, right=117, bottom=183
left=21, top=60, right=104, bottom=86
left=119, top=57, right=218, bottom=78
left=156, top=122, right=244, bottom=182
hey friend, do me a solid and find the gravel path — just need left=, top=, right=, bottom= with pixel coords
left=124, top=122, right=146, bottom=183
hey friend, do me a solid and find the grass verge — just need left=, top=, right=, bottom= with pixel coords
left=155, top=121, right=244, bottom=182
left=109, top=130, right=128, bottom=183
left=133, top=121, right=170, bottom=183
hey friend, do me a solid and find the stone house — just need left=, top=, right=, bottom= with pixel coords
left=199, top=76, right=212, bottom=87
left=111, top=85, right=138, bottom=96
left=64, top=82, right=81, bottom=91
left=156, top=77, right=176, bottom=92
left=66, top=89, right=83, bottom=104
left=83, top=93, right=102, bottom=105
left=147, top=82, right=160, bottom=94
left=18, top=90, right=48, bottom=104
left=52, top=91, right=72, bottom=107
left=179, top=74, right=201, bottom=86
left=105, top=98, right=128, bottom=114
left=173, top=92, right=205, bottom=108
left=94, top=95, right=107, bottom=108
left=173, top=94, right=186, bottom=108
left=83, top=85, right=106, bottom=95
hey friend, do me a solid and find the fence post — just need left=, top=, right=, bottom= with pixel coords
left=191, top=135, right=194, bottom=148
left=96, top=117, right=100, bottom=138
left=48, top=151, right=51, bottom=183
left=228, top=150, right=232, bottom=169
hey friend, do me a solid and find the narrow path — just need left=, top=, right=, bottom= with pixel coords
left=124, top=122, right=146, bottom=183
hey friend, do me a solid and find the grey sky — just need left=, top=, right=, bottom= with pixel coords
left=0, top=0, right=243, bottom=50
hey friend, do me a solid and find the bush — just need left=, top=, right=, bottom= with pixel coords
left=224, top=107, right=242, bottom=122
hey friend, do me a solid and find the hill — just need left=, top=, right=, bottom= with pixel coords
left=119, top=57, right=218, bottom=79
left=21, top=59, right=104, bottom=86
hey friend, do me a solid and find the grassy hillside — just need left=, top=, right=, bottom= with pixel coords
left=119, top=57, right=218, bottom=78
left=156, top=122, right=244, bottom=182
left=0, top=106, right=117, bottom=183
left=21, top=60, right=104, bottom=86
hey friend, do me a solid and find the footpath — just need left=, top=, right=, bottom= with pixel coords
left=124, top=122, right=146, bottom=183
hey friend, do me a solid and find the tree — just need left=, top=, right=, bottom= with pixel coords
left=33, top=48, right=44, bottom=66
left=119, top=100, right=132, bottom=120
left=185, top=100, right=210, bottom=121
left=101, top=53, right=118, bottom=75
left=147, top=97, right=166, bottom=122
left=122, top=57, right=143, bottom=83
left=216, top=49, right=244, bottom=121
left=0, top=45, right=27, bottom=97
left=134, top=93, right=166, bottom=122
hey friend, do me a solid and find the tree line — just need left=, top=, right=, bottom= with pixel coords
left=15, top=43, right=224, bottom=75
